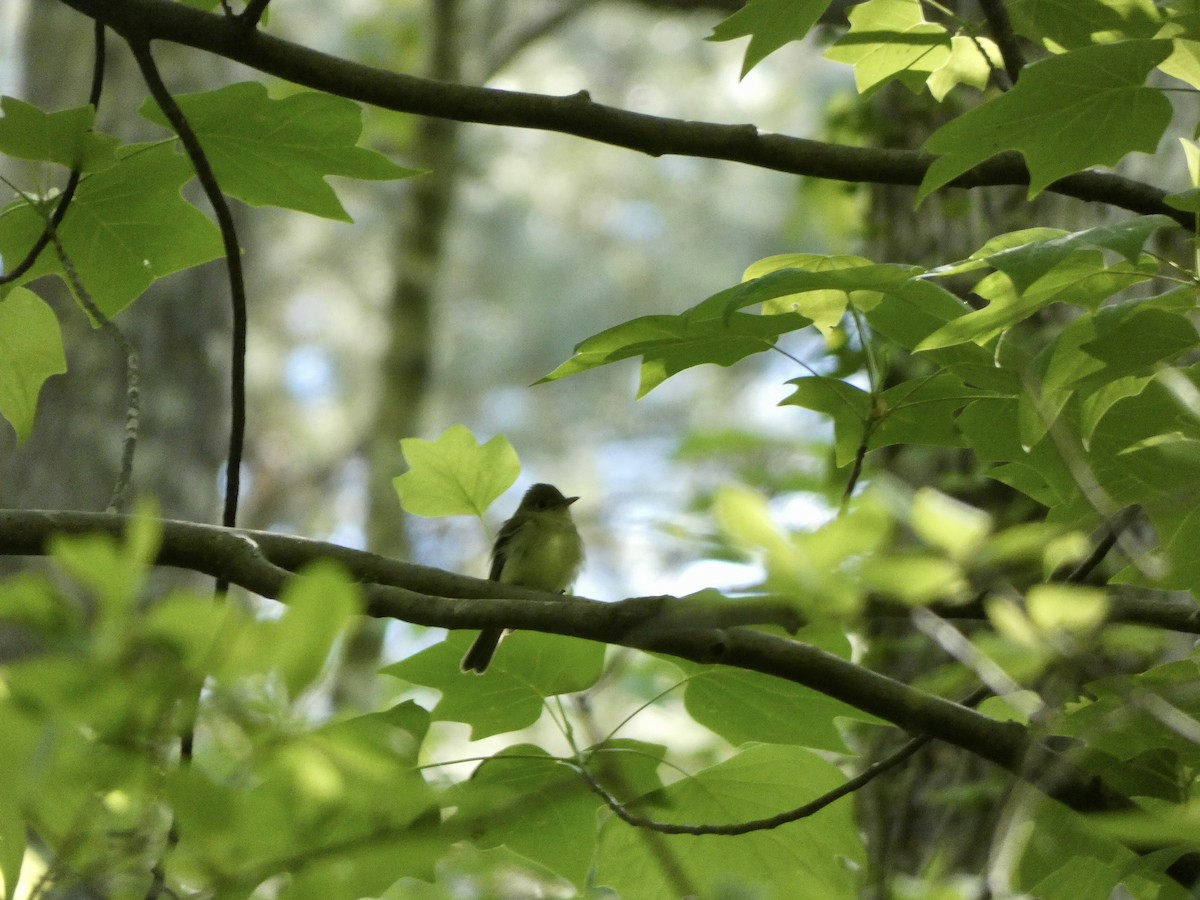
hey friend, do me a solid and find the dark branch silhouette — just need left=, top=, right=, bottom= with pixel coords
left=53, top=0, right=1190, bottom=227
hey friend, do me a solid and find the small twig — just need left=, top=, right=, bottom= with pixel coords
left=2, top=175, right=140, bottom=512
left=1062, top=508, right=1138, bottom=584
left=840, top=438, right=869, bottom=515
left=576, top=733, right=931, bottom=836
left=49, top=231, right=140, bottom=512
left=238, top=0, right=271, bottom=28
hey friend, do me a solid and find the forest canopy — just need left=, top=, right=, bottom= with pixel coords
left=2, top=1, right=1200, bottom=898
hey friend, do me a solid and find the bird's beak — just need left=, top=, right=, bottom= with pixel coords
left=564, top=496, right=580, bottom=506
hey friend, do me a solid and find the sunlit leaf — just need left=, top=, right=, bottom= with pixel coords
left=393, top=425, right=519, bottom=517
left=825, top=0, right=952, bottom=95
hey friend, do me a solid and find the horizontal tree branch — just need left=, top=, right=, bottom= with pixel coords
left=54, top=0, right=1189, bottom=227
left=0, top=508, right=1140, bottom=818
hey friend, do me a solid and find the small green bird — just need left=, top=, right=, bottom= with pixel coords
left=461, top=483, right=585, bottom=674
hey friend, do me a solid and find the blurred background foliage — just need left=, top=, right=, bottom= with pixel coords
left=3, top=1, right=1195, bottom=895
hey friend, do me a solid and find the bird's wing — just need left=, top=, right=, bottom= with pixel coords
left=488, top=515, right=524, bottom=581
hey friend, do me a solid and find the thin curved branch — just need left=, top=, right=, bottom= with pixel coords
left=126, top=38, right=248, bottom=534
left=577, top=733, right=931, bottom=835
left=52, top=0, right=1189, bottom=227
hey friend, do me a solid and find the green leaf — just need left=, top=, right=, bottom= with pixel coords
left=780, top=375, right=871, bottom=467
left=874, top=373, right=1003, bottom=449
left=1164, top=186, right=1200, bottom=212
left=450, top=741, right=664, bottom=889
left=911, top=487, right=993, bottom=559
left=1080, top=376, right=1154, bottom=444
left=595, top=744, right=865, bottom=898
left=0, top=287, right=66, bottom=444
left=393, top=425, right=519, bottom=517
left=1009, top=0, right=1163, bottom=51
left=1080, top=309, right=1199, bottom=375
left=541, top=306, right=811, bottom=397
left=381, top=630, right=604, bottom=739
left=708, top=0, right=832, bottom=77
left=825, top=0, right=952, bottom=95
left=0, top=97, right=119, bottom=171
left=273, top=562, right=361, bottom=697
left=928, top=36, right=1001, bottom=100
left=541, top=263, right=921, bottom=395
left=1160, top=37, right=1200, bottom=90
left=746, top=253, right=876, bottom=338
left=919, top=40, right=1173, bottom=200
left=856, top=276, right=971, bottom=342
left=1026, top=584, right=1108, bottom=632
left=987, top=215, right=1177, bottom=292
left=140, top=82, right=419, bottom=221
left=1058, top=660, right=1200, bottom=764
left=49, top=523, right=158, bottom=649
left=683, top=641, right=883, bottom=752
left=927, top=227, right=1069, bottom=279
left=0, top=143, right=225, bottom=316
left=919, top=249, right=1159, bottom=351
left=955, top=398, right=1080, bottom=508
left=858, top=553, right=969, bottom=604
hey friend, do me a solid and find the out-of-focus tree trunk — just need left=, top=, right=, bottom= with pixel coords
left=335, top=0, right=465, bottom=710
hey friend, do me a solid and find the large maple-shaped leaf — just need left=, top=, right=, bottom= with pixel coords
left=919, top=40, right=1172, bottom=200
left=0, top=143, right=224, bottom=316
left=140, top=82, right=418, bottom=221
left=708, top=0, right=833, bottom=77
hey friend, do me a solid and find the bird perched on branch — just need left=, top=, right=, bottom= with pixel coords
left=460, top=483, right=584, bottom=673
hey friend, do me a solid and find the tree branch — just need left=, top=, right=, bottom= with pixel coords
left=979, top=0, right=1026, bottom=86
left=126, top=37, right=248, bottom=535
left=52, top=0, right=1189, bottom=227
left=577, top=733, right=932, bottom=835
left=0, top=507, right=1150, bottom=819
